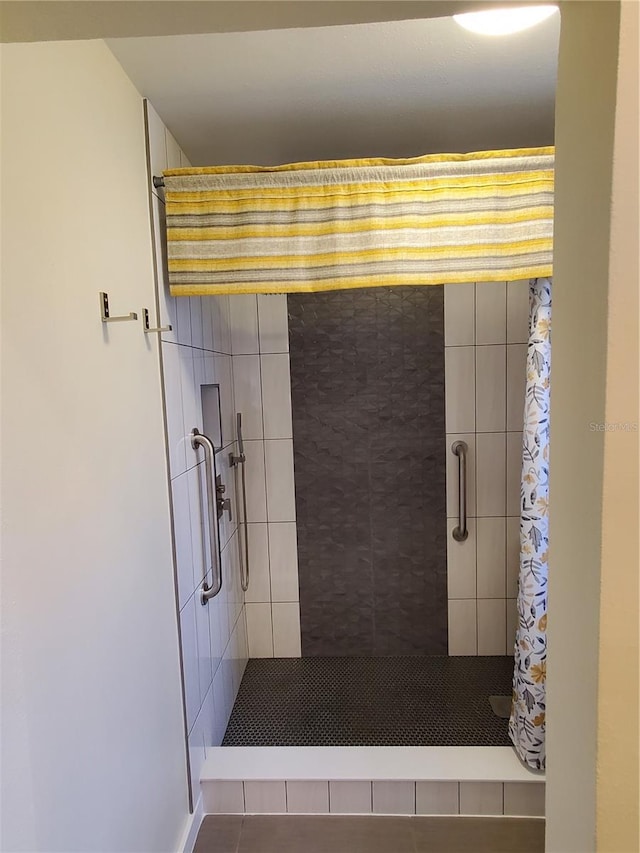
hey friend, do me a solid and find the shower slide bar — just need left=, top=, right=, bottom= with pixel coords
left=230, top=413, right=250, bottom=592
left=191, top=428, right=224, bottom=604
left=451, top=440, right=469, bottom=542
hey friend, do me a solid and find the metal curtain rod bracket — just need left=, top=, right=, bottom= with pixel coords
left=99, top=291, right=137, bottom=323
left=153, top=176, right=165, bottom=189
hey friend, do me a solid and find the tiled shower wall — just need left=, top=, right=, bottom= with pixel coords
left=288, top=288, right=448, bottom=657
left=444, top=281, right=529, bottom=655
left=226, top=295, right=302, bottom=659
left=145, top=102, right=248, bottom=803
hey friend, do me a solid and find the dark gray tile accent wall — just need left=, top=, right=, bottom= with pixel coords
left=288, top=287, right=448, bottom=656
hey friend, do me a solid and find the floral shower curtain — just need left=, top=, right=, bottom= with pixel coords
left=509, top=277, right=552, bottom=771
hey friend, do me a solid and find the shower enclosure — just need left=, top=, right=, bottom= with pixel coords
left=145, top=105, right=539, bottom=810
left=221, top=281, right=527, bottom=748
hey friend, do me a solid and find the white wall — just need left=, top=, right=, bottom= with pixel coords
left=545, top=2, right=627, bottom=851
left=1, top=42, right=188, bottom=852
left=145, top=104, right=249, bottom=793
left=596, top=3, right=639, bottom=850
left=444, top=280, right=530, bottom=656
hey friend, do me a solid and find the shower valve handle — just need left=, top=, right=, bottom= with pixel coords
left=216, top=480, right=232, bottom=521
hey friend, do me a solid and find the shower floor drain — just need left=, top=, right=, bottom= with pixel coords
left=223, top=655, right=514, bottom=747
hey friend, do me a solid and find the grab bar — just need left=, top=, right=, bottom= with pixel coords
left=230, top=413, right=250, bottom=592
left=191, top=428, right=223, bottom=604
left=451, top=440, right=469, bottom=542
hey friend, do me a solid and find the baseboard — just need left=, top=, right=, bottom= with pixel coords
left=177, top=794, right=204, bottom=853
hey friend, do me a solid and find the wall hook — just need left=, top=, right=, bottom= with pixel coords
left=100, top=292, right=137, bottom=323
left=142, top=308, right=172, bottom=334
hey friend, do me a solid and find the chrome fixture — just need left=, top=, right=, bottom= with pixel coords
left=99, top=291, right=137, bottom=323
left=191, top=428, right=223, bottom=604
left=142, top=307, right=172, bottom=334
left=451, top=440, right=469, bottom=542
left=229, top=413, right=250, bottom=591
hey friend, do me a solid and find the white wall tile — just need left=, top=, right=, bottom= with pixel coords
left=174, top=295, right=193, bottom=347
left=448, top=599, right=477, bottom=655
left=223, top=534, right=243, bottom=634
left=180, top=593, right=200, bottom=733
left=476, top=345, right=506, bottom=432
left=476, top=517, right=506, bottom=598
left=503, top=783, right=545, bottom=817
left=459, top=782, right=503, bottom=816
left=243, top=523, right=271, bottom=603
left=444, top=283, right=475, bottom=346
left=162, top=343, right=187, bottom=478
left=372, top=782, right=415, bottom=815
left=506, top=517, right=520, bottom=598
left=265, top=440, right=296, bottom=522
left=245, top=602, right=273, bottom=657
left=229, top=295, right=259, bottom=355
left=475, top=281, right=506, bottom=344
left=244, top=781, right=286, bottom=814
left=208, top=594, right=224, bottom=682
left=272, top=602, right=301, bottom=657
left=188, top=723, right=205, bottom=810
left=201, top=298, right=215, bottom=352
left=506, top=597, right=518, bottom=654
left=216, top=447, right=238, bottom=551
left=203, top=781, right=244, bottom=814
left=477, top=599, right=507, bottom=655
left=179, top=345, right=201, bottom=439
left=243, top=440, right=267, bottom=523
left=476, top=433, right=506, bottom=517
left=506, top=344, right=527, bottom=431
left=446, top=434, right=476, bottom=518
left=189, top=297, right=204, bottom=349
left=506, top=432, right=523, bottom=517
left=232, top=355, right=263, bottom=441
left=446, top=518, right=476, bottom=599
left=187, top=464, right=208, bottom=588
left=415, top=782, right=459, bottom=815
left=261, top=354, right=293, bottom=439
left=211, top=295, right=232, bottom=355
left=269, top=522, right=300, bottom=602
left=200, top=680, right=216, bottom=752
left=212, top=665, right=228, bottom=746
left=213, top=354, right=235, bottom=448
left=194, top=586, right=213, bottom=705
left=286, top=781, right=329, bottom=814
left=172, top=472, right=195, bottom=609
left=258, top=294, right=289, bottom=353
left=507, top=279, right=530, bottom=344
left=329, top=782, right=372, bottom=814
left=445, top=346, right=475, bottom=433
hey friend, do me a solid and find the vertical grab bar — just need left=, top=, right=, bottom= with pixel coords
left=230, top=413, right=250, bottom=592
left=191, top=428, right=223, bottom=604
left=451, top=440, right=469, bottom=542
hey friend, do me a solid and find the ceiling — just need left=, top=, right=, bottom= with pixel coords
left=107, top=12, right=560, bottom=166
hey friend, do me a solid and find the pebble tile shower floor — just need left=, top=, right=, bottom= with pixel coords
left=222, top=656, right=514, bottom=746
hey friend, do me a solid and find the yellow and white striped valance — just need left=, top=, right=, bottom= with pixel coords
left=163, top=147, right=554, bottom=296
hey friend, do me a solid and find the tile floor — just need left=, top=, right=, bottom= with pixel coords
left=222, top=656, right=514, bottom=746
left=193, top=814, right=545, bottom=853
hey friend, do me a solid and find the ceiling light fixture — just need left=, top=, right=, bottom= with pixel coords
left=454, top=5, right=558, bottom=36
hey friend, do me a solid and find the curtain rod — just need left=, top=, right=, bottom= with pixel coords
left=153, top=176, right=165, bottom=188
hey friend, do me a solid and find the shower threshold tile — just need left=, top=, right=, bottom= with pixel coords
left=222, top=656, right=514, bottom=747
